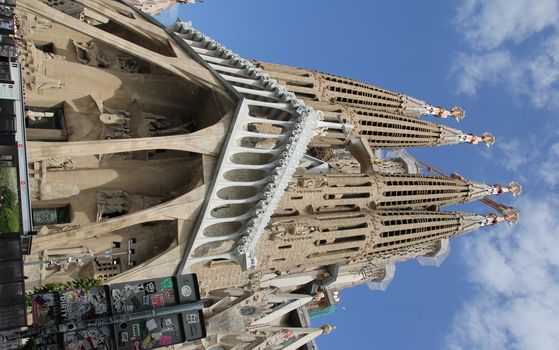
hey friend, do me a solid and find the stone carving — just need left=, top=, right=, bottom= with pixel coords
left=291, top=223, right=317, bottom=235
left=117, top=55, right=139, bottom=73
left=18, top=42, right=66, bottom=93
left=26, top=110, right=55, bottom=121
left=96, top=189, right=129, bottom=222
left=299, top=178, right=327, bottom=189
left=400, top=95, right=465, bottom=121
left=100, top=109, right=131, bottom=158
left=35, top=73, right=65, bottom=94
left=142, top=112, right=194, bottom=136
left=18, top=13, right=52, bottom=35
left=99, top=112, right=129, bottom=125
left=45, top=157, right=74, bottom=170
left=40, top=0, right=85, bottom=20
left=38, top=224, right=81, bottom=236
left=72, top=40, right=110, bottom=68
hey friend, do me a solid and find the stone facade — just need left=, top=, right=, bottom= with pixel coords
left=12, top=1, right=520, bottom=349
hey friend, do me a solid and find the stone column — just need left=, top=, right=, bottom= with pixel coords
left=27, top=118, right=229, bottom=161
left=31, top=185, right=205, bottom=253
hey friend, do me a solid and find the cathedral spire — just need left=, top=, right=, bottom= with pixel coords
left=279, top=173, right=521, bottom=214
left=474, top=181, right=522, bottom=197
left=311, top=109, right=496, bottom=149
left=439, top=127, right=495, bottom=147
left=400, top=95, right=465, bottom=121
left=459, top=212, right=513, bottom=232
left=448, top=174, right=523, bottom=202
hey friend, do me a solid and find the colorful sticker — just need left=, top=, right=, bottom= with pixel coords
left=180, top=285, right=192, bottom=298
left=132, top=340, right=141, bottom=350
left=143, top=281, right=156, bottom=294
left=164, top=318, right=172, bottom=326
left=160, top=278, right=173, bottom=289
left=146, top=319, right=157, bottom=331
left=166, top=289, right=175, bottom=301
left=142, top=295, right=150, bottom=306
left=143, top=335, right=153, bottom=347
left=131, top=296, right=141, bottom=309
left=120, top=331, right=129, bottom=342
left=133, top=284, right=144, bottom=294
left=150, top=294, right=165, bottom=309
left=122, top=286, right=133, bottom=299
left=186, top=313, right=199, bottom=324
left=159, top=335, right=172, bottom=346
left=132, top=323, right=141, bottom=337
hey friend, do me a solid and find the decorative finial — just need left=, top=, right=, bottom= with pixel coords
left=460, top=132, right=495, bottom=146
left=502, top=207, right=520, bottom=225
left=321, top=325, right=336, bottom=334
left=481, top=209, right=519, bottom=226
left=481, top=213, right=501, bottom=226
left=491, top=181, right=522, bottom=196
left=507, top=181, right=522, bottom=196
left=434, top=106, right=466, bottom=121
left=482, top=132, right=495, bottom=147
left=400, top=96, right=465, bottom=121
left=450, top=106, right=465, bottom=121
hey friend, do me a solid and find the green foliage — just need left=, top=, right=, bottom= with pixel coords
left=30, top=277, right=105, bottom=295
left=0, top=205, right=20, bottom=233
left=0, top=181, right=20, bottom=233
left=27, top=277, right=105, bottom=306
left=0, top=185, right=17, bottom=205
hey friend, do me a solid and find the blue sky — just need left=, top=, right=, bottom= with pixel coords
left=159, top=1, right=559, bottom=349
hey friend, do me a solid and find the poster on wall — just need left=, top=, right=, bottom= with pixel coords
left=32, top=293, right=58, bottom=327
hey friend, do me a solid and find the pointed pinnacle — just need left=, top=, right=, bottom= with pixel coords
left=508, top=181, right=522, bottom=196
left=449, top=106, right=465, bottom=121
left=460, top=132, right=495, bottom=146
left=491, top=181, right=522, bottom=196
left=426, top=105, right=465, bottom=121
left=503, top=207, right=520, bottom=225
left=482, top=208, right=519, bottom=226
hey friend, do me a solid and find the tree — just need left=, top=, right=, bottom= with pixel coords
left=0, top=185, right=20, bottom=233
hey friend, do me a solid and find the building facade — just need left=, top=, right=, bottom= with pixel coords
left=3, top=0, right=521, bottom=349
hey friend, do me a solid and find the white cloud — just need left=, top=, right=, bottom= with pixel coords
left=446, top=196, right=559, bottom=350
left=452, top=51, right=517, bottom=95
left=456, top=0, right=559, bottom=50
left=538, top=143, right=559, bottom=187
left=494, top=138, right=534, bottom=172
left=452, top=0, right=559, bottom=109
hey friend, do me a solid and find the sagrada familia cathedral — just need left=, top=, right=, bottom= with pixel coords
left=1, top=0, right=520, bottom=349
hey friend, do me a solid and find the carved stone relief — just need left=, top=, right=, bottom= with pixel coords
left=45, top=157, right=74, bottom=170
left=117, top=55, right=139, bottom=73
left=72, top=40, right=110, bottom=68
left=19, top=42, right=65, bottom=93
left=96, top=189, right=129, bottom=222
